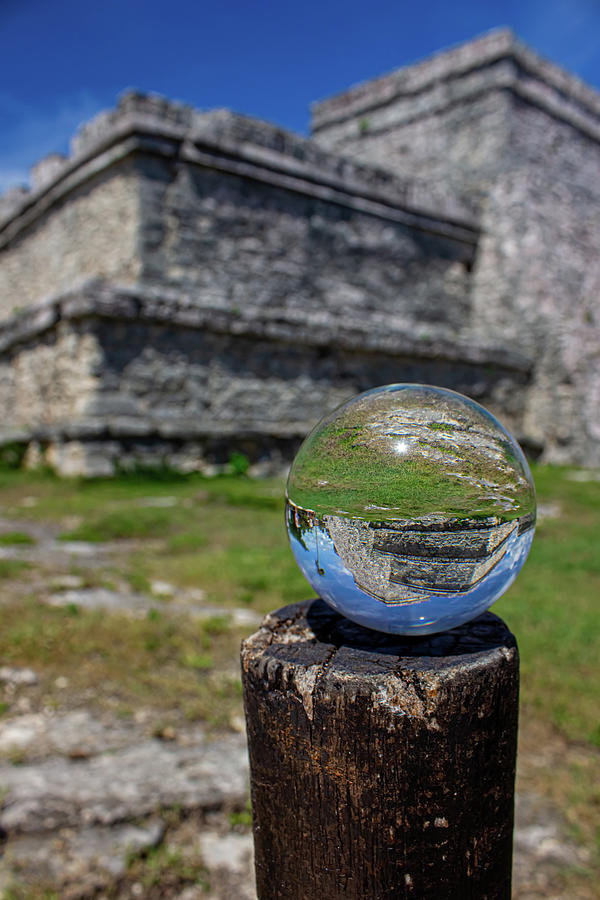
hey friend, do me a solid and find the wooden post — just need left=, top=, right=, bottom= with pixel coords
left=241, top=598, right=519, bottom=900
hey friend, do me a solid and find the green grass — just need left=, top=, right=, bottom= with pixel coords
left=427, top=422, right=454, bottom=432
left=0, top=559, right=31, bottom=579
left=0, top=597, right=245, bottom=726
left=167, top=531, right=208, bottom=553
left=288, top=415, right=533, bottom=521
left=126, top=842, right=209, bottom=891
left=0, top=463, right=596, bottom=745
left=0, top=462, right=597, bottom=893
left=0, top=531, right=36, bottom=545
left=60, top=506, right=190, bottom=541
left=495, top=464, right=600, bottom=745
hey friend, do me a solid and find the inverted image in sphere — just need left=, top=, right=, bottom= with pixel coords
left=286, top=384, right=536, bottom=635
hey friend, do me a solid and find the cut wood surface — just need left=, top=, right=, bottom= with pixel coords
left=241, top=598, right=519, bottom=900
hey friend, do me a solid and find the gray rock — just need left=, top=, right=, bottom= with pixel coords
left=513, top=792, right=590, bottom=894
left=4, top=819, right=164, bottom=884
left=47, top=586, right=151, bottom=615
left=45, top=585, right=261, bottom=627
left=0, top=731, right=248, bottom=832
left=199, top=831, right=257, bottom=900
left=565, top=469, right=600, bottom=482
left=0, top=666, right=38, bottom=686
left=536, top=502, right=562, bottom=521
left=0, top=710, right=137, bottom=759
left=199, top=830, right=255, bottom=876
left=50, top=574, right=86, bottom=590
left=150, top=578, right=176, bottom=596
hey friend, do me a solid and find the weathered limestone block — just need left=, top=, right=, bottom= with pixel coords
left=0, top=280, right=531, bottom=475
left=0, top=30, right=598, bottom=467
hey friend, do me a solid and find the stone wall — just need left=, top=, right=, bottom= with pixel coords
left=0, top=320, right=100, bottom=428
left=0, top=31, right=598, bottom=471
left=0, top=282, right=530, bottom=476
left=311, top=29, right=600, bottom=213
left=311, top=29, right=600, bottom=465
left=0, top=92, right=479, bottom=338
left=470, top=100, right=600, bottom=464
left=135, top=158, right=475, bottom=341
left=0, top=167, right=140, bottom=321
left=0, top=92, right=477, bottom=322
left=313, top=70, right=514, bottom=216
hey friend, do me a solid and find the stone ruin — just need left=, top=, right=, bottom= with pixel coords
left=0, top=28, right=598, bottom=475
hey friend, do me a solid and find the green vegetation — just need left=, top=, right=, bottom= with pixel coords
left=290, top=432, right=528, bottom=521
left=0, top=596, right=246, bottom=726
left=288, top=406, right=534, bottom=520
left=0, top=531, right=36, bottom=545
left=291, top=436, right=468, bottom=517
left=229, top=798, right=253, bottom=827
left=427, top=421, right=454, bottom=432
left=0, top=441, right=27, bottom=469
left=0, top=559, right=31, bottom=579
left=228, top=450, right=250, bottom=476
left=0, top=462, right=597, bottom=885
left=0, top=467, right=307, bottom=724
left=60, top=506, right=187, bottom=542
left=0, top=888, right=59, bottom=900
left=495, top=465, right=600, bottom=746
left=0, top=463, right=595, bottom=742
left=125, top=840, right=209, bottom=891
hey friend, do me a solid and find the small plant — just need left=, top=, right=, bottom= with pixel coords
left=167, top=532, right=207, bottom=553
left=359, top=118, right=370, bottom=135
left=427, top=422, right=454, bottom=433
left=0, top=442, right=27, bottom=469
left=60, top=507, right=179, bottom=542
left=0, top=531, right=35, bottom=546
left=182, top=652, right=213, bottom=670
left=128, top=567, right=151, bottom=594
left=202, top=615, right=231, bottom=636
left=229, top=797, right=253, bottom=828
left=9, top=748, right=27, bottom=766
left=126, top=841, right=210, bottom=890
left=0, top=560, right=31, bottom=579
left=240, top=573, right=269, bottom=592
left=228, top=451, right=250, bottom=476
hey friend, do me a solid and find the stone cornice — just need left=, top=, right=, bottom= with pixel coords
left=0, top=97, right=477, bottom=252
left=311, top=28, right=600, bottom=143
left=0, top=416, right=315, bottom=446
left=0, top=280, right=533, bottom=375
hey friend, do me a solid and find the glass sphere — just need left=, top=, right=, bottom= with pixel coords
left=286, top=384, right=536, bottom=635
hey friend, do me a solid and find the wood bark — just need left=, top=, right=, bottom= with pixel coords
left=241, top=598, right=519, bottom=900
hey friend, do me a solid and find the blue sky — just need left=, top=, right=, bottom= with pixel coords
left=1, top=0, right=599, bottom=192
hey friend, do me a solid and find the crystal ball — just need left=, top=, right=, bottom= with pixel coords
left=286, top=384, right=536, bottom=635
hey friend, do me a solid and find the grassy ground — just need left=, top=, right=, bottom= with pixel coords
left=0, top=468, right=310, bottom=731
left=0, top=462, right=597, bottom=737
left=0, top=462, right=598, bottom=889
left=494, top=465, right=600, bottom=747
left=288, top=391, right=534, bottom=520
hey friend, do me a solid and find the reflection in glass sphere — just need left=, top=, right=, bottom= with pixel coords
left=286, top=384, right=536, bottom=635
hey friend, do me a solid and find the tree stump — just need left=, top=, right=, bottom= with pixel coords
left=241, top=598, right=519, bottom=900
